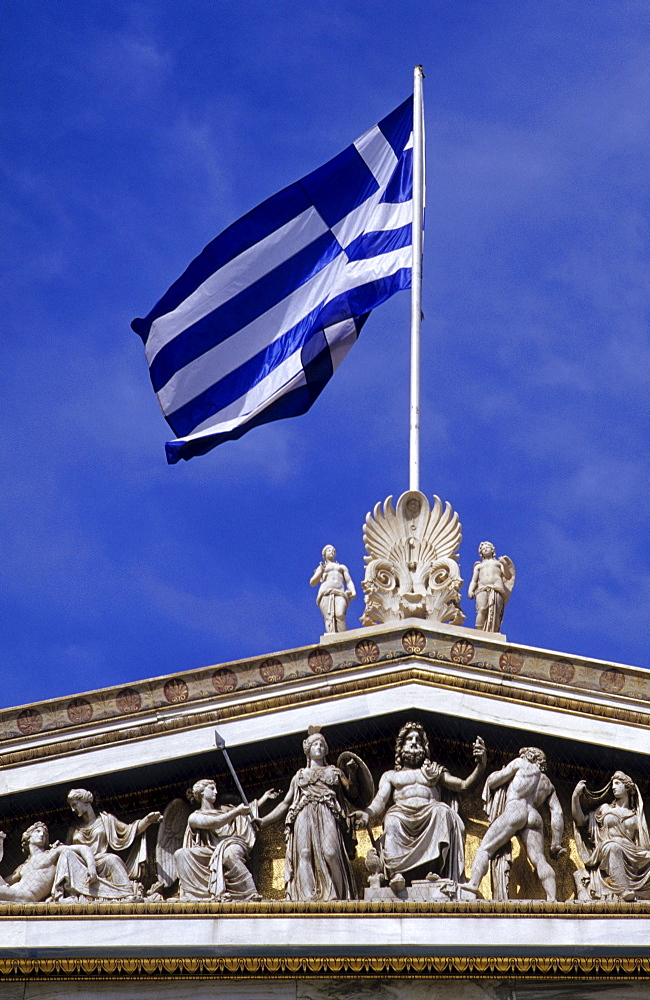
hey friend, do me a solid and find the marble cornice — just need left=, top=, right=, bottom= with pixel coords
left=1, top=657, right=649, bottom=773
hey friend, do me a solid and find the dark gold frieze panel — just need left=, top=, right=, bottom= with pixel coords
left=2, top=897, right=650, bottom=915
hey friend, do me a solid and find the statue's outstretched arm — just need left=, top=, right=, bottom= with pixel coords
left=441, top=737, right=487, bottom=792
left=259, top=779, right=294, bottom=828
left=135, top=811, right=163, bottom=836
left=364, top=772, right=393, bottom=823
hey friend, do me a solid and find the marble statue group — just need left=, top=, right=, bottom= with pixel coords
left=312, top=489, right=516, bottom=633
left=2, top=722, right=647, bottom=906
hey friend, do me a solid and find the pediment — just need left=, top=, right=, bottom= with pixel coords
left=1, top=620, right=650, bottom=981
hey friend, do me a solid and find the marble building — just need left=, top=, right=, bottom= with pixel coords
left=1, top=492, right=649, bottom=998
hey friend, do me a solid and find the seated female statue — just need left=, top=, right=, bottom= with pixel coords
left=572, top=771, right=650, bottom=901
left=53, top=788, right=162, bottom=901
left=174, top=778, right=278, bottom=901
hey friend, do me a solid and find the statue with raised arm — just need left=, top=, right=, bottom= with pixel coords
left=169, top=778, right=279, bottom=901
left=0, top=822, right=96, bottom=903
left=463, top=747, right=566, bottom=901
left=310, top=545, right=356, bottom=633
left=355, top=722, right=486, bottom=888
left=572, top=771, right=650, bottom=901
left=468, top=541, right=515, bottom=632
left=53, top=788, right=162, bottom=901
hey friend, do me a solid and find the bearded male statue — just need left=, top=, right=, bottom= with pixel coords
left=355, top=722, right=486, bottom=888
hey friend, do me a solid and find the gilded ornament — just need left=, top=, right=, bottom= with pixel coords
left=450, top=639, right=475, bottom=664
left=259, top=658, right=284, bottom=683
left=211, top=669, right=238, bottom=694
left=16, top=708, right=43, bottom=735
left=308, top=647, right=333, bottom=674
left=599, top=668, right=625, bottom=693
left=116, top=688, right=141, bottom=714
left=66, top=698, right=93, bottom=724
left=355, top=638, right=380, bottom=663
left=163, top=678, right=189, bottom=703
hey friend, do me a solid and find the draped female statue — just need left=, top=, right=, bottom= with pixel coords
left=260, top=729, right=372, bottom=901
left=572, top=771, right=650, bottom=901
left=53, top=788, right=162, bottom=901
left=172, top=779, right=278, bottom=901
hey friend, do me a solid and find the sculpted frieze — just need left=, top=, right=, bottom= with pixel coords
left=0, top=723, right=648, bottom=909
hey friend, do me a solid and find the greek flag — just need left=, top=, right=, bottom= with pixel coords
left=132, top=97, right=415, bottom=463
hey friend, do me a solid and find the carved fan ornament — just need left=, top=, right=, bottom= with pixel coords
left=361, top=491, right=465, bottom=627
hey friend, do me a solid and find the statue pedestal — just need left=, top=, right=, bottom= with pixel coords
left=364, top=879, right=482, bottom=903
left=320, top=617, right=506, bottom=645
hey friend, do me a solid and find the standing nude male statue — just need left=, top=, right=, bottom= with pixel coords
left=463, top=747, right=566, bottom=901
left=468, top=541, right=515, bottom=632
left=310, top=545, right=356, bottom=633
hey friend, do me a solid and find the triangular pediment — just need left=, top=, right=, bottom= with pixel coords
left=1, top=620, right=650, bottom=983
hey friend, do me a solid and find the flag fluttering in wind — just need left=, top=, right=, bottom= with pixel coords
left=132, top=97, right=414, bottom=463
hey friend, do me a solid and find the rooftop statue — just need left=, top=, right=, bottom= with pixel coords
left=260, top=728, right=373, bottom=901
left=467, top=541, right=515, bottom=633
left=355, top=722, right=486, bottom=888
left=163, top=779, right=279, bottom=902
left=361, top=491, right=465, bottom=626
left=462, top=747, right=566, bottom=901
left=572, top=771, right=650, bottom=901
left=310, top=545, right=356, bottom=633
left=0, top=823, right=96, bottom=903
left=53, top=789, right=162, bottom=902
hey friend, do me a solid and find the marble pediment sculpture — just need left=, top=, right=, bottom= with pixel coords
left=355, top=721, right=486, bottom=900
left=361, top=491, right=465, bottom=626
left=260, top=727, right=374, bottom=901
left=157, top=778, right=280, bottom=902
left=310, top=545, right=356, bottom=633
left=468, top=541, right=516, bottom=633
left=463, top=747, right=566, bottom=902
left=572, top=771, right=650, bottom=902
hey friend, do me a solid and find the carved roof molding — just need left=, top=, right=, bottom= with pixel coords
left=1, top=664, right=649, bottom=778
left=0, top=620, right=648, bottom=766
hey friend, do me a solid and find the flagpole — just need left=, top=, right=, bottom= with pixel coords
left=409, top=65, right=425, bottom=492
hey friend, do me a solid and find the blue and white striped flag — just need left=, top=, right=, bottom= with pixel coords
left=132, top=97, right=415, bottom=463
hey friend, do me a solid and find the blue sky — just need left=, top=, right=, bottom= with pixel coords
left=1, top=1, right=649, bottom=708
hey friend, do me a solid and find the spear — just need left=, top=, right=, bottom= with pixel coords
left=214, top=730, right=249, bottom=807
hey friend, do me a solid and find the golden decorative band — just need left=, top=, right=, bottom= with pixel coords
left=0, top=955, right=650, bottom=980
left=1, top=897, right=650, bottom=916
